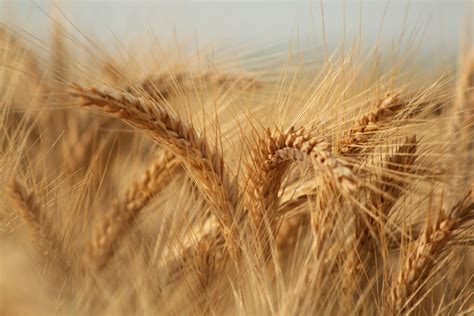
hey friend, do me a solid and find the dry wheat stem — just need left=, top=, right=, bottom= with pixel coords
left=69, top=83, right=241, bottom=255
left=387, top=186, right=474, bottom=313
left=86, top=151, right=179, bottom=270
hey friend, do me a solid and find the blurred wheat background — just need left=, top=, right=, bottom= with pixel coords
left=0, top=1, right=472, bottom=315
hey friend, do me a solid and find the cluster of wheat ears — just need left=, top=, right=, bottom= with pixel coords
left=0, top=17, right=473, bottom=316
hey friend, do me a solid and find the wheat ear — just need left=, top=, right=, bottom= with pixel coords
left=274, top=95, right=408, bottom=254
left=387, top=186, right=474, bottom=313
left=338, top=94, right=407, bottom=156
left=7, top=179, right=56, bottom=258
left=85, top=151, right=179, bottom=270
left=69, top=84, right=241, bottom=254
left=247, top=126, right=356, bottom=257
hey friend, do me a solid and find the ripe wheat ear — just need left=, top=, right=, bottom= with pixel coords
left=69, top=84, right=242, bottom=257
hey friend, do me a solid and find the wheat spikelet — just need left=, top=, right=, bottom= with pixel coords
left=64, top=117, right=107, bottom=172
left=338, top=94, right=407, bottom=156
left=386, top=186, right=474, bottom=313
left=69, top=83, right=241, bottom=256
left=86, top=151, right=179, bottom=270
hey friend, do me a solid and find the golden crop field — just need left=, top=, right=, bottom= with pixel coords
left=0, top=3, right=472, bottom=315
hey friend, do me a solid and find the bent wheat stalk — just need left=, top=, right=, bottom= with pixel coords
left=86, top=151, right=179, bottom=270
left=69, top=84, right=241, bottom=255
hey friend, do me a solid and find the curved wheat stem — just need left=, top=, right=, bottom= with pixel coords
left=86, top=151, right=179, bottom=270
left=386, top=186, right=474, bottom=313
left=69, top=83, right=241, bottom=255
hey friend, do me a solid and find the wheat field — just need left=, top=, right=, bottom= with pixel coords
left=0, top=7, right=473, bottom=316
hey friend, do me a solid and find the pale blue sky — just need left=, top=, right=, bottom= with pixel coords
left=1, top=1, right=472, bottom=59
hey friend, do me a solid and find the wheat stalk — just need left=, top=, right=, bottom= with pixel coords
left=449, top=49, right=474, bottom=191
left=342, top=136, right=418, bottom=304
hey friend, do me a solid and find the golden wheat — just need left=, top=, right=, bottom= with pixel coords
left=0, top=16, right=473, bottom=316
